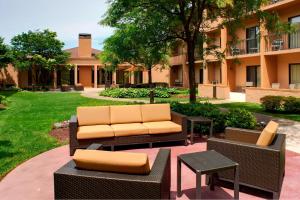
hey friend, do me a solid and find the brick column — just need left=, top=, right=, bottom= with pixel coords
left=94, top=65, right=98, bottom=88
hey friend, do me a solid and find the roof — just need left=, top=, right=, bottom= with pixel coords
left=64, top=47, right=101, bottom=58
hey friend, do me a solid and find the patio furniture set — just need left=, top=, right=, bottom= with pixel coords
left=54, top=104, right=286, bottom=199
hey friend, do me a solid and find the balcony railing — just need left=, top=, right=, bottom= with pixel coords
left=227, top=38, right=260, bottom=56
left=265, top=30, right=300, bottom=52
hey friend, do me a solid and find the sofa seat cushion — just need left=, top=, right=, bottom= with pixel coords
left=141, top=104, right=171, bottom=122
left=110, top=105, right=142, bottom=124
left=143, top=121, right=182, bottom=135
left=73, top=149, right=151, bottom=175
left=77, top=125, right=114, bottom=140
left=111, top=123, right=149, bottom=137
left=256, top=120, right=279, bottom=146
left=77, top=106, right=110, bottom=126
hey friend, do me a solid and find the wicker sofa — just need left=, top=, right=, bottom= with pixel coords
left=69, top=104, right=187, bottom=155
left=54, top=144, right=171, bottom=199
left=207, top=127, right=286, bottom=199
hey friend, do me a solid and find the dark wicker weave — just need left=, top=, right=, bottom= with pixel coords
left=69, top=111, right=188, bottom=155
left=207, top=127, right=286, bottom=199
left=54, top=145, right=171, bottom=199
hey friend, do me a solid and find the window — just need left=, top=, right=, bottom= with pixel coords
left=246, top=66, right=261, bottom=87
left=290, top=64, right=300, bottom=84
left=289, top=16, right=300, bottom=49
left=246, top=26, right=260, bottom=53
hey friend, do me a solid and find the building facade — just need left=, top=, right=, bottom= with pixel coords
left=169, top=0, right=300, bottom=102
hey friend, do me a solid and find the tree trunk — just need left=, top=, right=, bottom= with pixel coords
left=187, top=41, right=197, bottom=103
left=53, top=68, right=57, bottom=89
left=148, top=67, right=154, bottom=104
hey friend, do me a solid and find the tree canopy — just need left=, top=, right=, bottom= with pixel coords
left=11, top=30, right=70, bottom=85
left=100, top=24, right=169, bottom=85
left=0, top=37, right=13, bottom=68
left=102, top=0, right=293, bottom=102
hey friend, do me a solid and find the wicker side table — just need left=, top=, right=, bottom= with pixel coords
left=187, top=116, right=213, bottom=144
left=177, top=150, right=239, bottom=199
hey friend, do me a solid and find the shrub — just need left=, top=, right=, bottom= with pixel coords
left=283, top=96, right=300, bottom=114
left=260, top=96, right=284, bottom=112
left=225, top=108, right=257, bottom=129
left=170, top=102, right=226, bottom=133
left=100, top=88, right=171, bottom=98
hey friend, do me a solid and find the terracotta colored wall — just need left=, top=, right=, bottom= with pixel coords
left=233, top=57, right=260, bottom=89
left=198, top=84, right=230, bottom=99
left=79, top=66, right=92, bottom=87
left=142, top=65, right=170, bottom=84
left=246, top=87, right=300, bottom=103
left=78, top=38, right=92, bottom=58
left=277, top=53, right=300, bottom=88
left=0, top=64, right=19, bottom=86
left=277, top=3, right=300, bottom=23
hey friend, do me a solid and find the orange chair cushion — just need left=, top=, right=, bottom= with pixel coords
left=256, top=121, right=279, bottom=146
left=77, top=125, right=114, bottom=140
left=77, top=106, right=110, bottom=126
left=73, top=149, right=151, bottom=175
left=142, top=121, right=182, bottom=134
left=110, top=105, right=142, bottom=124
left=111, top=123, right=149, bottom=137
left=141, top=104, right=171, bottom=122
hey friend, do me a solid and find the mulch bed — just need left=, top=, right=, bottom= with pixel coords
left=49, top=128, right=69, bottom=143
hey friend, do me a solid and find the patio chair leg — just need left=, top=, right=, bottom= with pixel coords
left=111, top=145, right=115, bottom=151
left=149, top=143, right=153, bottom=148
left=273, top=192, right=279, bottom=200
left=183, top=140, right=188, bottom=146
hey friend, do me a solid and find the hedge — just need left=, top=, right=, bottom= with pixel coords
left=260, top=95, right=300, bottom=113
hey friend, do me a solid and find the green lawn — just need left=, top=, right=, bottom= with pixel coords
left=216, top=102, right=300, bottom=122
left=0, top=91, right=128, bottom=178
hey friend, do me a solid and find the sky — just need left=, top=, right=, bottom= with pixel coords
left=0, top=0, right=114, bottom=50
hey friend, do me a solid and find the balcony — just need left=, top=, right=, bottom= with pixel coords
left=227, top=38, right=260, bottom=57
left=265, top=30, right=300, bottom=52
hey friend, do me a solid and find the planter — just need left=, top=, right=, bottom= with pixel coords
left=74, top=84, right=84, bottom=91
left=61, top=84, right=71, bottom=92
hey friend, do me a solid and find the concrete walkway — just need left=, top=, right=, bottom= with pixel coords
left=1, top=142, right=300, bottom=200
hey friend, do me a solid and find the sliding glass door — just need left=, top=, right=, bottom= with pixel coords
left=246, top=66, right=261, bottom=87
left=289, top=16, right=300, bottom=49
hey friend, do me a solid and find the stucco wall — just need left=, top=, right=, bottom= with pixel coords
left=277, top=53, right=300, bottom=88
left=198, top=84, right=230, bottom=99
left=246, top=87, right=300, bottom=103
left=78, top=66, right=92, bottom=87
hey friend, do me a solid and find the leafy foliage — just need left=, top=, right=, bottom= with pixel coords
left=261, top=95, right=300, bottom=114
left=11, top=30, right=70, bottom=85
left=99, top=88, right=188, bottom=98
left=0, top=37, right=13, bottom=68
left=225, top=109, right=257, bottom=129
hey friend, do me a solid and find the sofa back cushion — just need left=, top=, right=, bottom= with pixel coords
left=110, top=105, right=142, bottom=124
left=256, top=120, right=279, bottom=146
left=141, top=104, right=171, bottom=122
left=77, top=106, right=110, bottom=126
left=73, top=149, right=151, bottom=175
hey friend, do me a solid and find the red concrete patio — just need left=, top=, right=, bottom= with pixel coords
left=1, top=140, right=300, bottom=200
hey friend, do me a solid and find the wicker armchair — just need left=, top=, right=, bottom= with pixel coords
left=54, top=144, right=171, bottom=199
left=207, top=127, right=286, bottom=199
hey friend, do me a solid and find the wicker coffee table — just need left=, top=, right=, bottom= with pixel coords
left=177, top=150, right=239, bottom=199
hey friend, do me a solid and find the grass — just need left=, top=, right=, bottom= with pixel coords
left=0, top=91, right=129, bottom=178
left=216, top=102, right=300, bottom=122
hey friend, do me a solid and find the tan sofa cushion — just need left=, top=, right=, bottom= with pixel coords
left=143, top=121, right=182, bottom=135
left=141, top=104, right=171, bottom=122
left=256, top=121, right=279, bottom=146
left=111, top=123, right=149, bottom=137
left=77, top=106, right=110, bottom=126
left=110, top=105, right=142, bottom=124
left=73, top=149, right=151, bottom=175
left=77, top=125, right=114, bottom=140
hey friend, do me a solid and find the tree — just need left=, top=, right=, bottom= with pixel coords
left=102, top=0, right=293, bottom=103
left=0, top=37, right=13, bottom=68
left=102, top=25, right=168, bottom=85
left=11, top=30, right=70, bottom=88
left=100, top=24, right=169, bottom=102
